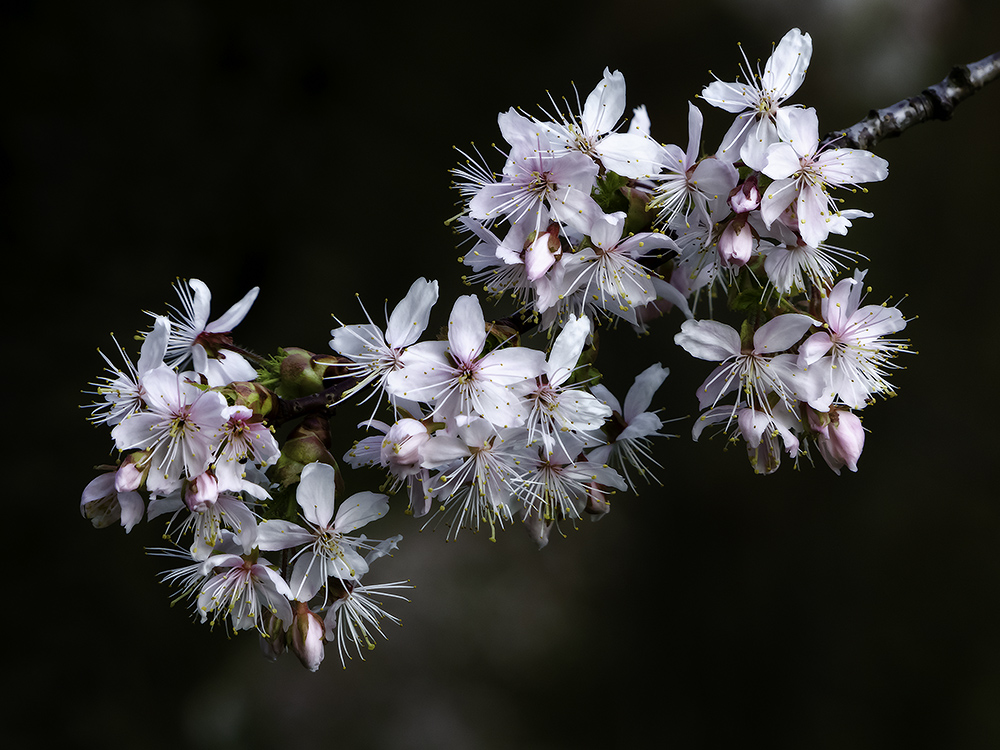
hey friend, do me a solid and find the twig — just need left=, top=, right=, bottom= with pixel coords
left=820, top=51, right=1000, bottom=151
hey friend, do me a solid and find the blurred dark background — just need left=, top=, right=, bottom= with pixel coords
left=4, top=1, right=999, bottom=747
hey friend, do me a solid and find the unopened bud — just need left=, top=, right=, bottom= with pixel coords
left=185, top=472, right=219, bottom=513
left=290, top=602, right=326, bottom=672
left=815, top=409, right=865, bottom=475
left=259, top=612, right=286, bottom=662
left=272, top=416, right=343, bottom=491
left=115, top=455, right=145, bottom=493
left=278, top=347, right=330, bottom=398
left=728, top=175, right=761, bottom=214
left=718, top=215, right=754, bottom=268
left=226, top=381, right=278, bottom=419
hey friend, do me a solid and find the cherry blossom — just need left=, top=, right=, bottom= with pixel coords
left=761, top=107, right=889, bottom=248
left=701, top=27, right=813, bottom=170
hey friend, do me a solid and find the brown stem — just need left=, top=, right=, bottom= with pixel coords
left=820, top=51, right=1000, bottom=151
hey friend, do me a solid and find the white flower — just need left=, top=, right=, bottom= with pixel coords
left=469, top=109, right=601, bottom=236
left=533, top=67, right=661, bottom=179
left=419, top=418, right=531, bottom=541
left=148, top=487, right=259, bottom=560
left=761, top=107, right=889, bottom=248
left=197, top=553, right=293, bottom=635
left=647, top=102, right=739, bottom=230
left=587, top=363, right=671, bottom=490
left=675, top=314, right=825, bottom=419
left=565, top=212, right=678, bottom=324
left=760, top=238, right=850, bottom=295
left=256, top=462, right=390, bottom=603
left=111, top=365, right=228, bottom=494
left=84, top=315, right=169, bottom=426
left=324, top=578, right=410, bottom=668
left=516, top=442, right=626, bottom=535
left=523, top=314, right=611, bottom=453
left=214, top=405, right=281, bottom=495
left=701, top=28, right=813, bottom=170
left=158, top=278, right=260, bottom=387
left=330, top=277, right=439, bottom=407
left=385, top=294, right=545, bottom=427
left=796, top=269, right=909, bottom=409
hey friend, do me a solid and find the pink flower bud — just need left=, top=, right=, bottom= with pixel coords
left=816, top=409, right=865, bottom=475
left=115, top=458, right=144, bottom=493
left=290, top=604, right=326, bottom=672
left=718, top=216, right=754, bottom=268
left=728, top=175, right=761, bottom=213
left=185, top=472, right=219, bottom=513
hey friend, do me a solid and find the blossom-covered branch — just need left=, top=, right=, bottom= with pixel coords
left=821, top=51, right=1000, bottom=150
left=80, top=28, right=996, bottom=672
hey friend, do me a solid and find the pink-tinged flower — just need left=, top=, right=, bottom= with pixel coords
left=587, top=363, right=671, bottom=490
left=533, top=67, right=662, bottom=179
left=717, top=214, right=755, bottom=268
left=702, top=28, right=813, bottom=170
left=84, top=315, right=169, bottom=427
left=158, top=278, right=260, bottom=387
left=214, top=405, right=281, bottom=496
left=330, top=277, right=439, bottom=406
left=809, top=407, right=865, bottom=475
left=344, top=416, right=434, bottom=518
left=647, top=102, right=739, bottom=229
left=523, top=314, right=611, bottom=453
left=675, top=314, right=825, bottom=418
left=761, top=107, right=889, bottom=248
left=256, top=462, right=390, bottom=603
left=385, top=295, right=545, bottom=427
left=149, top=486, right=259, bottom=560
left=797, top=269, right=909, bottom=409
left=516, top=442, right=626, bottom=535
left=693, top=402, right=803, bottom=475
left=197, top=553, right=293, bottom=635
left=111, top=365, right=228, bottom=494
left=566, top=211, right=679, bottom=324
left=419, top=418, right=531, bottom=541
left=469, top=109, right=601, bottom=236
left=80, top=470, right=145, bottom=533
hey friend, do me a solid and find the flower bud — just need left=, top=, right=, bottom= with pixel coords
left=115, top=455, right=145, bottom=493
left=226, top=381, right=278, bottom=419
left=524, top=223, right=561, bottom=281
left=278, top=347, right=330, bottom=398
left=290, top=603, right=326, bottom=672
left=259, top=612, right=286, bottom=662
left=815, top=409, right=865, bottom=475
left=185, top=472, right=219, bottom=513
left=728, top=175, right=761, bottom=214
left=718, top=215, right=754, bottom=268
left=272, top=416, right=343, bottom=491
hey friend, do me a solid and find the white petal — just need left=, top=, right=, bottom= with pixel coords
left=386, top=278, right=439, bottom=348
left=206, top=286, right=259, bottom=333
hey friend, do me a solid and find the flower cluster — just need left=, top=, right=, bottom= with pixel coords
left=450, top=28, right=911, bottom=475
left=334, top=282, right=670, bottom=546
left=83, top=279, right=408, bottom=671
left=82, top=29, right=919, bottom=671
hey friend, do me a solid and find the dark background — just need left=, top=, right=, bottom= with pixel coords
left=4, top=1, right=999, bottom=748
